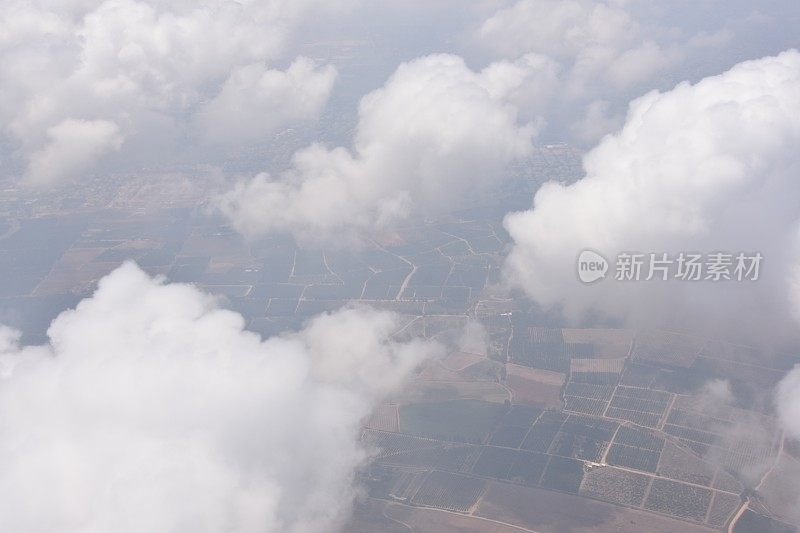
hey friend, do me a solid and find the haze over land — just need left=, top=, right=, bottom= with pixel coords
left=0, top=1, right=799, bottom=532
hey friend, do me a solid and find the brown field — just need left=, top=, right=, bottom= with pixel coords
left=383, top=501, right=533, bottom=533
left=52, top=247, right=105, bottom=266
left=562, top=329, right=634, bottom=358
left=33, top=262, right=121, bottom=295
left=205, top=256, right=259, bottom=274
left=475, top=481, right=716, bottom=533
left=506, top=364, right=564, bottom=408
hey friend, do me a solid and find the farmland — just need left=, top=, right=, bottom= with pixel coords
left=357, top=315, right=795, bottom=531
left=3, top=159, right=795, bottom=533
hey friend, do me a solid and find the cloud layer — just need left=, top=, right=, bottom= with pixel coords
left=217, top=53, right=546, bottom=244
left=0, top=0, right=343, bottom=184
left=479, top=0, right=673, bottom=86
left=476, top=0, right=798, bottom=143
left=504, top=49, right=800, bottom=339
left=777, top=370, right=800, bottom=455
left=501, top=48, right=800, bottom=472
left=0, top=262, right=438, bottom=532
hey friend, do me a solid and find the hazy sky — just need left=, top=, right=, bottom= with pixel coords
left=1, top=1, right=799, bottom=531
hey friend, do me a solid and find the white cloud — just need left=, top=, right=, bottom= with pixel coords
left=499, top=44, right=800, bottom=494
left=475, top=0, right=768, bottom=142
left=777, top=367, right=800, bottom=441
left=0, top=0, right=346, bottom=185
left=691, top=379, right=779, bottom=485
left=478, top=0, right=679, bottom=98
left=701, top=379, right=735, bottom=406
left=196, top=58, right=337, bottom=145
left=479, top=0, right=638, bottom=61
left=605, top=40, right=678, bottom=88
left=503, top=50, right=800, bottom=340
left=26, top=119, right=123, bottom=185
left=569, top=99, right=624, bottom=143
left=218, top=53, right=542, bottom=244
left=0, top=262, right=439, bottom=532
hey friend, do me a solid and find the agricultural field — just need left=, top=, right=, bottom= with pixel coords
left=397, top=380, right=510, bottom=404
left=399, top=399, right=507, bottom=443
left=322, top=216, right=800, bottom=532
left=562, top=329, right=635, bottom=359
left=365, top=403, right=399, bottom=432
left=509, top=326, right=570, bottom=372
left=4, top=105, right=796, bottom=533
left=580, top=467, right=651, bottom=507
left=475, top=482, right=717, bottom=533
left=644, top=478, right=713, bottom=522
left=756, top=453, right=800, bottom=526
left=733, top=510, right=797, bottom=533
left=411, top=471, right=487, bottom=512
left=382, top=501, right=532, bottom=532
left=633, top=330, right=705, bottom=368
left=506, top=364, right=565, bottom=407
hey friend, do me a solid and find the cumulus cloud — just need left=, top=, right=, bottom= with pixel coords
left=195, top=58, right=337, bottom=146
left=0, top=0, right=345, bottom=185
left=504, top=50, right=800, bottom=341
left=497, top=45, right=800, bottom=496
left=478, top=0, right=680, bottom=116
left=217, top=53, right=544, bottom=244
left=686, top=379, right=780, bottom=486
left=0, top=262, right=439, bottom=532
left=776, top=355, right=800, bottom=474
left=475, top=0, right=796, bottom=143
left=506, top=48, right=800, bottom=478
left=26, top=119, right=123, bottom=185
left=777, top=368, right=800, bottom=442
left=701, top=379, right=736, bottom=407
left=479, top=0, right=645, bottom=67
